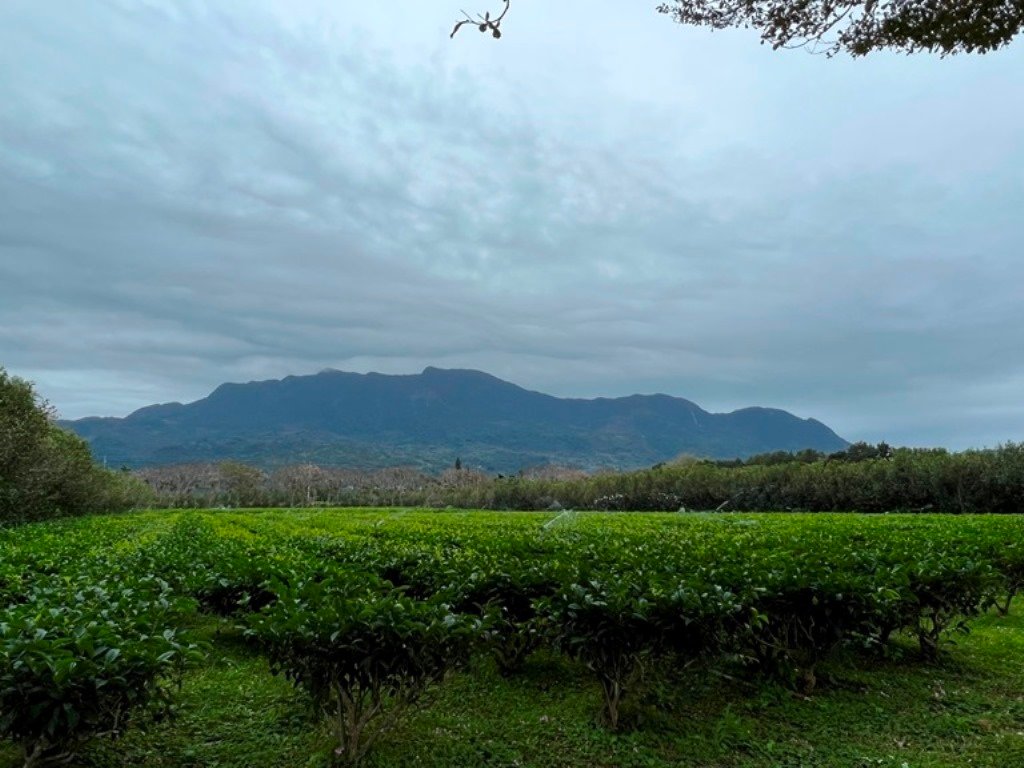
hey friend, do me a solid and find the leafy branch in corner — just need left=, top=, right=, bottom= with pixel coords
left=656, top=0, right=1024, bottom=57
left=451, top=0, right=510, bottom=39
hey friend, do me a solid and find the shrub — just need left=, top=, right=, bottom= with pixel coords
left=450, top=564, right=559, bottom=675
left=536, top=577, right=679, bottom=733
left=0, top=575, right=197, bottom=767
left=246, top=573, right=478, bottom=765
left=904, top=555, right=999, bottom=659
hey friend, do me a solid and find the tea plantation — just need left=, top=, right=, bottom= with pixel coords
left=2, top=509, right=1024, bottom=767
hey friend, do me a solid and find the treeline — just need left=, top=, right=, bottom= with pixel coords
left=0, top=369, right=145, bottom=523
left=710, top=441, right=895, bottom=467
left=137, top=442, right=1024, bottom=514
left=5, top=360, right=1023, bottom=519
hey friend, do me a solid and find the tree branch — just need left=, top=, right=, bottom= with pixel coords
left=451, top=0, right=510, bottom=39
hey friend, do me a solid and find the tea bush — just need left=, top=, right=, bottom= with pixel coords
left=245, top=572, right=479, bottom=765
left=0, top=575, right=198, bottom=767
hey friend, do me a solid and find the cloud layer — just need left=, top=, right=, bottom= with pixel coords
left=1, top=0, right=1022, bottom=448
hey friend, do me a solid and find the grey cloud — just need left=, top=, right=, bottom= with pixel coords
left=1, top=0, right=1023, bottom=450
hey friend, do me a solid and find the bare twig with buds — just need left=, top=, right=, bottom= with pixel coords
left=451, top=0, right=510, bottom=39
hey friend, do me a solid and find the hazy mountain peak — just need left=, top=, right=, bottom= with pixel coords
left=62, top=368, right=848, bottom=472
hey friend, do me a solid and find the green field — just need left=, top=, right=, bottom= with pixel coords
left=3, top=509, right=1024, bottom=767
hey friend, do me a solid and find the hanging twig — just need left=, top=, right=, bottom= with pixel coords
left=451, top=0, right=510, bottom=39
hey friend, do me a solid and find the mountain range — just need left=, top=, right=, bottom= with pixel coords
left=62, top=367, right=849, bottom=472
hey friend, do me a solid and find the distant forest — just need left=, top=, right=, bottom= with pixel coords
left=5, top=363, right=1023, bottom=521
left=132, top=441, right=1024, bottom=515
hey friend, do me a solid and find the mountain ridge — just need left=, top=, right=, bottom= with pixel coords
left=61, top=367, right=849, bottom=472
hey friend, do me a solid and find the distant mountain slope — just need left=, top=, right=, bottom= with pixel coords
left=62, top=367, right=849, bottom=472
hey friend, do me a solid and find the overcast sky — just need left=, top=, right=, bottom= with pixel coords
left=1, top=0, right=1022, bottom=448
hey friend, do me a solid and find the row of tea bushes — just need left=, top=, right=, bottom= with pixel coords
left=2, top=510, right=1024, bottom=764
left=159, top=512, right=1024, bottom=747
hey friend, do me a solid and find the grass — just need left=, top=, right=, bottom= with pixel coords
left=3, top=606, right=1021, bottom=768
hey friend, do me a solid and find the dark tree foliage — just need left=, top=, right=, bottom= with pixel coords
left=0, top=367, right=147, bottom=523
left=453, top=1, right=1022, bottom=55
left=656, top=0, right=1024, bottom=56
